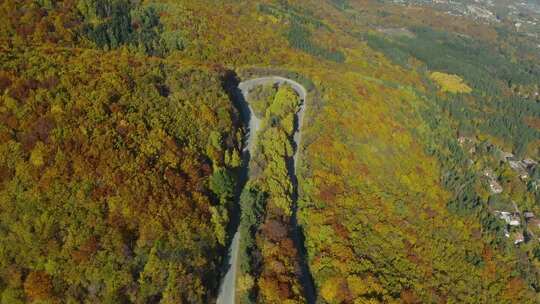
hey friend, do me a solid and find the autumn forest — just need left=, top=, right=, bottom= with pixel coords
left=1, top=0, right=540, bottom=303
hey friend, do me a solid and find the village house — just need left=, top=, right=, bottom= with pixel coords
left=458, top=136, right=474, bottom=145
left=509, top=213, right=521, bottom=226
left=508, top=160, right=530, bottom=180
left=489, top=180, right=503, bottom=194
left=523, top=159, right=538, bottom=169
left=513, top=231, right=525, bottom=245
left=509, top=160, right=526, bottom=171
left=501, top=151, right=515, bottom=161
left=483, top=168, right=495, bottom=179
left=495, top=211, right=521, bottom=226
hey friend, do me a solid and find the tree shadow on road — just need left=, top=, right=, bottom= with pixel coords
left=215, top=70, right=254, bottom=300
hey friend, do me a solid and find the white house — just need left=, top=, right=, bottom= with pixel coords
left=489, top=180, right=503, bottom=194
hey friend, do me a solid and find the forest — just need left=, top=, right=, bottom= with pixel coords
left=0, top=47, right=245, bottom=302
left=1, top=0, right=540, bottom=303
left=1, top=1, right=243, bottom=302
left=237, top=84, right=305, bottom=303
left=364, top=26, right=540, bottom=157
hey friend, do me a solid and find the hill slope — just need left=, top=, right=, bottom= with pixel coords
left=1, top=0, right=540, bottom=303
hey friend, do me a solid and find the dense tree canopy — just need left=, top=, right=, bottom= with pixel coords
left=1, top=0, right=539, bottom=303
left=0, top=13, right=241, bottom=301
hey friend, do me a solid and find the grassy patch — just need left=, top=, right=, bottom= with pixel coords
left=430, top=71, right=472, bottom=94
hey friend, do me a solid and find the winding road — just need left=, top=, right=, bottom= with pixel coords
left=216, top=77, right=309, bottom=304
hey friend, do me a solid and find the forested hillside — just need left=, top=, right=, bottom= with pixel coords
left=0, top=1, right=242, bottom=302
left=237, top=84, right=305, bottom=303
left=1, top=0, right=540, bottom=303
